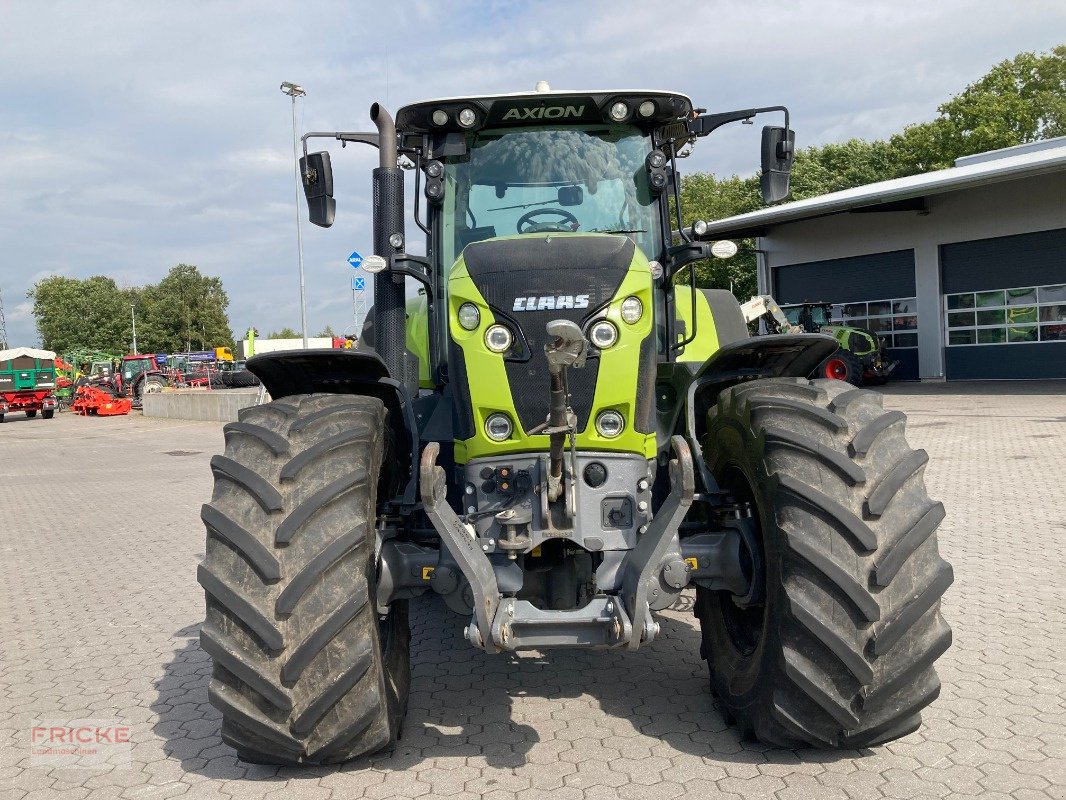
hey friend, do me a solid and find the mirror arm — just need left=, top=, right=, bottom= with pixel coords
left=664, top=241, right=712, bottom=282
left=687, top=105, right=790, bottom=140
left=388, top=254, right=434, bottom=299
left=300, top=131, right=381, bottom=162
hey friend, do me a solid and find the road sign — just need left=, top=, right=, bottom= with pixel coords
left=347, top=251, right=363, bottom=269
left=353, top=276, right=366, bottom=291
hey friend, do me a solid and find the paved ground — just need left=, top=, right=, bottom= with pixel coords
left=1, top=383, right=1063, bottom=800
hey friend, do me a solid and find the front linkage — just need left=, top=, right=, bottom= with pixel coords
left=418, top=435, right=708, bottom=651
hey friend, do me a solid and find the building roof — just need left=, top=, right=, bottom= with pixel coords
left=696, top=141, right=1066, bottom=240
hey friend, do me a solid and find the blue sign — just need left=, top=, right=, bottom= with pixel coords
left=347, top=251, right=363, bottom=270
left=353, top=276, right=366, bottom=291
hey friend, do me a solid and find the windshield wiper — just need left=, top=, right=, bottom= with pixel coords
left=486, top=198, right=558, bottom=212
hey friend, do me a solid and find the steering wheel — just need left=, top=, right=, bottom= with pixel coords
left=516, top=208, right=580, bottom=234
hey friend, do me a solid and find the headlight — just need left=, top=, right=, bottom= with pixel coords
left=485, top=413, right=513, bottom=441
left=457, top=108, right=477, bottom=127
left=485, top=324, right=513, bottom=353
left=589, top=320, right=618, bottom=349
left=620, top=296, right=643, bottom=324
left=595, top=410, right=625, bottom=438
left=431, top=109, right=448, bottom=126
left=609, top=101, right=629, bottom=121
left=458, top=303, right=480, bottom=330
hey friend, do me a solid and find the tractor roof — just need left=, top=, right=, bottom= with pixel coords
left=396, top=87, right=694, bottom=134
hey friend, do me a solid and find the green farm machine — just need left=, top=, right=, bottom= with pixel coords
left=781, top=302, right=898, bottom=385
left=199, top=85, right=952, bottom=764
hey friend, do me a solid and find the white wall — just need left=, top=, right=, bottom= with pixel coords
left=756, top=170, right=1066, bottom=379
left=239, top=337, right=335, bottom=359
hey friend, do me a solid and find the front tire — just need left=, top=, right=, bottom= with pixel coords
left=42, top=409, right=55, bottom=419
left=142, top=375, right=167, bottom=394
left=25, top=409, right=37, bottom=418
left=696, top=378, right=952, bottom=748
left=818, top=351, right=862, bottom=385
left=198, top=393, right=410, bottom=765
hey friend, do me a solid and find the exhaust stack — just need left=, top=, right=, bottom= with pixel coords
left=370, top=103, right=407, bottom=382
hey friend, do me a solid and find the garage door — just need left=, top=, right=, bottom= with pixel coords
left=773, top=249, right=919, bottom=380
left=941, top=228, right=1066, bottom=380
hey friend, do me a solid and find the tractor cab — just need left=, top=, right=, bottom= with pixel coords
left=395, top=90, right=689, bottom=272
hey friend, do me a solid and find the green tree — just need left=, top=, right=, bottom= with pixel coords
left=678, top=45, right=1066, bottom=296
left=317, top=324, right=337, bottom=337
left=29, top=275, right=131, bottom=354
left=897, top=44, right=1066, bottom=169
left=268, top=327, right=300, bottom=339
left=137, top=264, right=233, bottom=352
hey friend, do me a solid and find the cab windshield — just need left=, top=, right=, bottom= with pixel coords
left=784, top=305, right=832, bottom=329
left=121, top=358, right=153, bottom=380
left=441, top=124, right=661, bottom=268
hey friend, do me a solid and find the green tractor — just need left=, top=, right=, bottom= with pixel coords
left=199, top=85, right=952, bottom=764
left=781, top=302, right=898, bottom=385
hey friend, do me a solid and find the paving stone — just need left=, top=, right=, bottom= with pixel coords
left=0, top=387, right=1063, bottom=799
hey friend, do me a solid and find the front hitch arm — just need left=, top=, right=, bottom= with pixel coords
left=621, top=435, right=695, bottom=649
left=419, top=442, right=501, bottom=652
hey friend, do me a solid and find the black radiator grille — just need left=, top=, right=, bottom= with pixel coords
left=463, top=235, right=633, bottom=434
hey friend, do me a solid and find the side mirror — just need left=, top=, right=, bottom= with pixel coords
left=760, top=126, right=794, bottom=204
left=300, top=151, right=336, bottom=228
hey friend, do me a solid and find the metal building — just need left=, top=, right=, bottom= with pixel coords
left=699, top=138, right=1066, bottom=380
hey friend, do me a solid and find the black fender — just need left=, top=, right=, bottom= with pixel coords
left=664, top=334, right=839, bottom=493
left=246, top=349, right=420, bottom=508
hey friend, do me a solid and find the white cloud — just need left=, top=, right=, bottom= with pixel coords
left=1, top=0, right=1063, bottom=346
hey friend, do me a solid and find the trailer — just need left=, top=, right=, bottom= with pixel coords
left=0, top=347, right=59, bottom=422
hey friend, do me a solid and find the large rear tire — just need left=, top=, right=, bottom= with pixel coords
left=696, top=378, right=952, bottom=748
left=198, top=393, right=410, bottom=765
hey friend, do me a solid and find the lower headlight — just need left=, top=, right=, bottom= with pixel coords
left=485, top=413, right=513, bottom=441
left=595, top=410, right=625, bottom=438
left=589, top=320, right=618, bottom=349
left=485, top=324, right=513, bottom=353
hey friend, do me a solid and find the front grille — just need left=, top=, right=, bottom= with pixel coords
left=464, top=235, right=633, bottom=434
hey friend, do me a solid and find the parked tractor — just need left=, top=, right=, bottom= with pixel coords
left=199, top=85, right=952, bottom=765
left=0, top=347, right=59, bottom=421
left=114, top=354, right=169, bottom=397
left=781, top=302, right=898, bottom=385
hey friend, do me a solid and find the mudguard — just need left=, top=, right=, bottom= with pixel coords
left=658, top=333, right=838, bottom=492
left=246, top=349, right=420, bottom=507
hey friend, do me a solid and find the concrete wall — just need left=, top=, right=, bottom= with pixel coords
left=141, top=389, right=261, bottom=422
left=756, top=170, right=1066, bottom=379
left=239, top=338, right=334, bottom=359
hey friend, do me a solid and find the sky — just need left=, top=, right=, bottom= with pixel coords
left=2, top=0, right=1064, bottom=348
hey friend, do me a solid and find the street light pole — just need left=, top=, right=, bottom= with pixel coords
left=281, top=81, right=309, bottom=350
left=131, top=303, right=138, bottom=354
